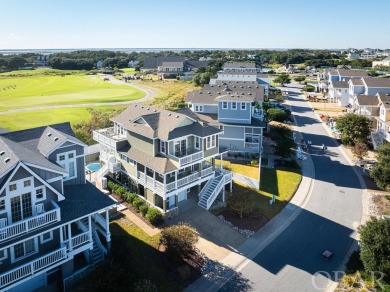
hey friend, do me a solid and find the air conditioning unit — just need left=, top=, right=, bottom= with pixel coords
left=101, top=177, right=107, bottom=189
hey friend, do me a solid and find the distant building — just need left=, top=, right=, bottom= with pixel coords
left=97, top=60, right=104, bottom=70
left=128, top=60, right=139, bottom=68
left=347, top=53, right=360, bottom=60
left=372, top=57, right=390, bottom=68
left=36, top=55, right=49, bottom=67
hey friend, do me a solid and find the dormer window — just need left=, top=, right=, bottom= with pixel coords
left=57, top=150, right=77, bottom=180
left=160, top=141, right=167, bottom=154
left=195, top=105, right=203, bottom=112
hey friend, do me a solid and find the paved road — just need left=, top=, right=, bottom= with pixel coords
left=219, top=86, right=363, bottom=291
left=0, top=75, right=156, bottom=114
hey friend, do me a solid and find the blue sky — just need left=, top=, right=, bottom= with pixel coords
left=1, top=0, right=389, bottom=49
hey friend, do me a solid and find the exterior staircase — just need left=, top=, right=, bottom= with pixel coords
left=198, top=170, right=232, bottom=210
left=371, top=131, right=384, bottom=149
left=79, top=218, right=105, bottom=265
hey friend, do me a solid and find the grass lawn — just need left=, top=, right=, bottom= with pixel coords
left=0, top=73, right=145, bottom=111
left=120, top=68, right=136, bottom=74
left=76, top=217, right=188, bottom=291
left=233, top=166, right=302, bottom=220
left=216, top=159, right=260, bottom=180
left=0, top=105, right=126, bottom=130
left=133, top=79, right=200, bottom=108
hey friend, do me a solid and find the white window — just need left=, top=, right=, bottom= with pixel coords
left=40, top=231, right=53, bottom=244
left=57, top=151, right=77, bottom=180
left=232, top=102, right=237, bottom=110
left=35, top=188, right=45, bottom=201
left=219, top=125, right=224, bottom=131
left=241, top=103, right=246, bottom=110
left=222, top=102, right=228, bottom=109
left=12, top=238, right=37, bottom=262
left=178, top=168, right=185, bottom=174
left=206, top=135, right=217, bottom=149
left=127, top=157, right=135, bottom=165
left=9, top=184, right=17, bottom=192
left=0, top=249, right=7, bottom=261
left=160, top=141, right=166, bottom=154
left=169, top=172, right=175, bottom=178
left=195, top=137, right=200, bottom=149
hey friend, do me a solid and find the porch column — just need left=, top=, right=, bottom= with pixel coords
left=60, top=226, right=64, bottom=245
left=67, top=223, right=73, bottom=251
left=222, top=188, right=226, bottom=202
left=174, top=171, right=178, bottom=189
left=220, top=154, right=223, bottom=170
left=163, top=174, right=166, bottom=192
left=106, top=209, right=111, bottom=253
left=230, top=181, right=232, bottom=192
left=153, top=170, right=156, bottom=189
left=88, top=215, right=93, bottom=243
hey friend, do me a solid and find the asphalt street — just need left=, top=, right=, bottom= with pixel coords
left=219, top=86, right=363, bottom=292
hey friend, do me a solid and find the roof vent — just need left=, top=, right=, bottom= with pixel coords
left=176, top=115, right=179, bottom=118
left=141, top=106, right=144, bottom=108
left=210, top=85, right=213, bottom=87
left=248, top=86, right=251, bottom=88
left=207, top=91, right=211, bottom=94
left=154, top=109, right=157, bottom=112
left=4, top=157, right=10, bottom=163
left=0, top=151, right=5, bottom=156
left=217, top=92, right=220, bottom=94
left=168, top=113, right=171, bottom=116
left=54, top=137, right=59, bottom=141
left=47, top=133, right=52, bottom=137
left=233, top=85, right=236, bottom=88
left=249, top=93, right=252, bottom=95
left=147, top=107, right=150, bottom=110
left=199, top=91, right=202, bottom=94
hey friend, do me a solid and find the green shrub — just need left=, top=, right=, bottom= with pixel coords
left=139, top=204, right=149, bottom=216
left=145, top=208, right=163, bottom=225
left=132, top=197, right=145, bottom=211
left=107, top=181, right=115, bottom=193
left=127, top=193, right=137, bottom=204
left=116, top=186, right=127, bottom=198
left=274, top=95, right=284, bottom=103
left=302, top=85, right=315, bottom=92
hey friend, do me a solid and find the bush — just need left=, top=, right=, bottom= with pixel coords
left=126, top=192, right=137, bottom=204
left=134, top=279, right=158, bottom=292
left=139, top=204, right=149, bottom=216
left=274, top=95, right=284, bottom=103
left=267, top=108, right=288, bottom=122
left=145, top=208, right=163, bottom=225
left=302, top=85, right=315, bottom=92
left=132, top=197, right=145, bottom=211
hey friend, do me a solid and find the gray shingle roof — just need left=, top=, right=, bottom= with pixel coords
left=363, top=77, right=390, bottom=88
left=350, top=79, right=364, bottom=86
left=223, top=62, right=256, bottom=69
left=194, top=112, right=266, bottom=128
left=331, top=81, right=349, bottom=88
left=119, top=146, right=178, bottom=174
left=142, top=56, right=186, bottom=70
left=0, top=136, right=66, bottom=176
left=161, top=61, right=184, bottom=67
left=355, top=95, right=379, bottom=106
left=221, top=70, right=258, bottom=75
left=338, top=69, right=368, bottom=77
left=377, top=92, right=390, bottom=108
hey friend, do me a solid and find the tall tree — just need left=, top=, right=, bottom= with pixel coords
left=227, top=191, right=257, bottom=219
left=273, top=73, right=291, bottom=86
left=370, top=143, right=390, bottom=190
left=8, top=56, right=27, bottom=70
left=336, top=114, right=371, bottom=145
left=358, top=218, right=390, bottom=276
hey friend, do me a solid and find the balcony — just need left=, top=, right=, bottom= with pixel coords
left=245, top=142, right=259, bottom=149
left=170, top=150, right=204, bottom=167
left=93, top=127, right=127, bottom=150
left=0, top=247, right=67, bottom=290
left=0, top=201, right=60, bottom=243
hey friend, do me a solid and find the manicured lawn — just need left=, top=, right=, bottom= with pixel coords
left=0, top=73, right=145, bottom=111
left=0, top=105, right=126, bottom=130
left=216, top=159, right=260, bottom=180
left=76, top=217, right=188, bottom=291
left=120, top=68, right=136, bottom=74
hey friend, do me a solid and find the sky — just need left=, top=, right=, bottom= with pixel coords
left=1, top=0, right=390, bottom=50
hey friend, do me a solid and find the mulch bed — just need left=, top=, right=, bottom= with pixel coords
left=218, top=209, right=269, bottom=232
left=109, top=192, right=161, bottom=229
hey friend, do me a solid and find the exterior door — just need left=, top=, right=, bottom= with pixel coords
left=10, top=192, right=33, bottom=223
left=177, top=190, right=187, bottom=202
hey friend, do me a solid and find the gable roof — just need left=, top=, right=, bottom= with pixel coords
left=338, top=69, right=368, bottom=77
left=330, top=80, right=349, bottom=88
left=223, top=62, right=256, bottom=69
left=355, top=95, right=379, bottom=106
left=363, top=77, right=390, bottom=88
left=377, top=92, right=390, bottom=108
left=350, top=79, right=364, bottom=86
left=161, top=61, right=184, bottom=67
left=0, top=136, right=66, bottom=176
left=142, top=56, right=186, bottom=70
left=337, top=65, right=352, bottom=69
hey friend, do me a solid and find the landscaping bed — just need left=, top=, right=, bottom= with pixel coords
left=217, top=209, right=269, bottom=232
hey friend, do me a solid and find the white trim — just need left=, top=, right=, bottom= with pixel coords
left=35, top=187, right=46, bottom=202
left=46, top=176, right=63, bottom=184
left=11, top=237, right=39, bottom=263
left=45, top=139, right=86, bottom=158
left=231, top=102, right=237, bottom=110
left=0, top=248, right=8, bottom=261
left=222, top=101, right=228, bottom=109
left=241, top=102, right=246, bottom=110
left=23, top=162, right=67, bottom=175
left=56, top=150, right=77, bottom=181
left=219, top=137, right=244, bottom=141
left=218, top=118, right=252, bottom=121
left=40, top=230, right=54, bottom=244
left=194, top=136, right=200, bottom=150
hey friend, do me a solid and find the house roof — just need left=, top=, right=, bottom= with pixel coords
left=330, top=81, right=349, bottom=88
left=355, top=95, right=379, bottom=106
left=111, top=104, right=220, bottom=141
left=0, top=123, right=79, bottom=176
left=185, top=60, right=210, bottom=69
left=363, top=77, right=390, bottom=88
left=119, top=146, right=177, bottom=174
left=338, top=69, right=368, bottom=77
left=142, top=56, right=186, bottom=70
left=350, top=79, right=364, bottom=86
left=0, top=136, right=67, bottom=176
left=223, top=62, right=256, bottom=69
left=337, top=65, right=352, bottom=69
left=194, top=112, right=266, bottom=128
left=161, top=61, right=184, bottom=67
left=220, top=70, right=258, bottom=75
left=377, top=92, right=390, bottom=108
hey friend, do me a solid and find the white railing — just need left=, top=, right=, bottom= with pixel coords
left=0, top=202, right=60, bottom=242
left=93, top=228, right=107, bottom=256
left=100, top=149, right=109, bottom=162
left=166, top=181, right=176, bottom=192
left=177, top=173, right=199, bottom=188
left=95, top=163, right=109, bottom=179
left=0, top=247, right=67, bottom=289
left=71, top=232, right=90, bottom=249
left=137, top=172, right=164, bottom=195
left=206, top=176, right=225, bottom=210
left=93, top=131, right=117, bottom=148
left=94, top=213, right=107, bottom=231
left=201, top=167, right=213, bottom=177
left=245, top=142, right=259, bottom=149
left=108, top=162, right=121, bottom=173
left=137, top=171, right=145, bottom=183
left=178, top=151, right=203, bottom=167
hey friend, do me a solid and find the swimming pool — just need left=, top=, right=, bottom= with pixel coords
left=86, top=163, right=101, bottom=172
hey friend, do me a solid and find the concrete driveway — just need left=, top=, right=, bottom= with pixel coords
left=167, top=203, right=246, bottom=261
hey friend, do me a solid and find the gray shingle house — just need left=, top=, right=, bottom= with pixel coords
left=0, top=123, right=115, bottom=291
left=187, top=79, right=266, bottom=158
left=93, top=104, right=233, bottom=213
